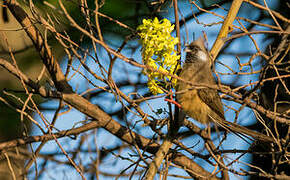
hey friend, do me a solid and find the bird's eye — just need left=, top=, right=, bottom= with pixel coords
left=185, top=45, right=197, bottom=53
left=189, top=45, right=199, bottom=53
left=188, top=45, right=195, bottom=50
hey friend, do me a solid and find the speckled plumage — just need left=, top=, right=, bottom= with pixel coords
left=177, top=37, right=224, bottom=124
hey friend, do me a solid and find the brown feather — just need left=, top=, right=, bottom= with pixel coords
left=197, top=88, right=225, bottom=120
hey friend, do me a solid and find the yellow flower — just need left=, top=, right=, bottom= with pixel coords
left=138, top=18, right=180, bottom=95
left=148, top=80, right=164, bottom=95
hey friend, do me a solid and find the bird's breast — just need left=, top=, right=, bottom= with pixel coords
left=177, top=88, right=211, bottom=124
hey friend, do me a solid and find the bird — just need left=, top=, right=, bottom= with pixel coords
left=177, top=37, right=224, bottom=124
left=176, top=37, right=273, bottom=143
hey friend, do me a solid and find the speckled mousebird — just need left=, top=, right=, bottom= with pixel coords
left=177, top=37, right=224, bottom=124
left=176, top=37, right=273, bottom=143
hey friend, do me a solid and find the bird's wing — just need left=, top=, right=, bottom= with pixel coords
left=197, top=88, right=225, bottom=119
left=198, top=88, right=274, bottom=143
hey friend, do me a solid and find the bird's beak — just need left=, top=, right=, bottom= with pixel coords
left=184, top=44, right=191, bottom=52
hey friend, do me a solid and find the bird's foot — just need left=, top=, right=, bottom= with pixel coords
left=164, top=90, right=181, bottom=108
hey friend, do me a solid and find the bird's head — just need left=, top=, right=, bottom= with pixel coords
left=184, top=37, right=209, bottom=64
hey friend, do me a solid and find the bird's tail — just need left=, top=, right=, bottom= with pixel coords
left=208, top=114, right=274, bottom=143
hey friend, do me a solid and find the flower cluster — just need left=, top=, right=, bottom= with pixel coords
left=137, top=18, right=180, bottom=95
